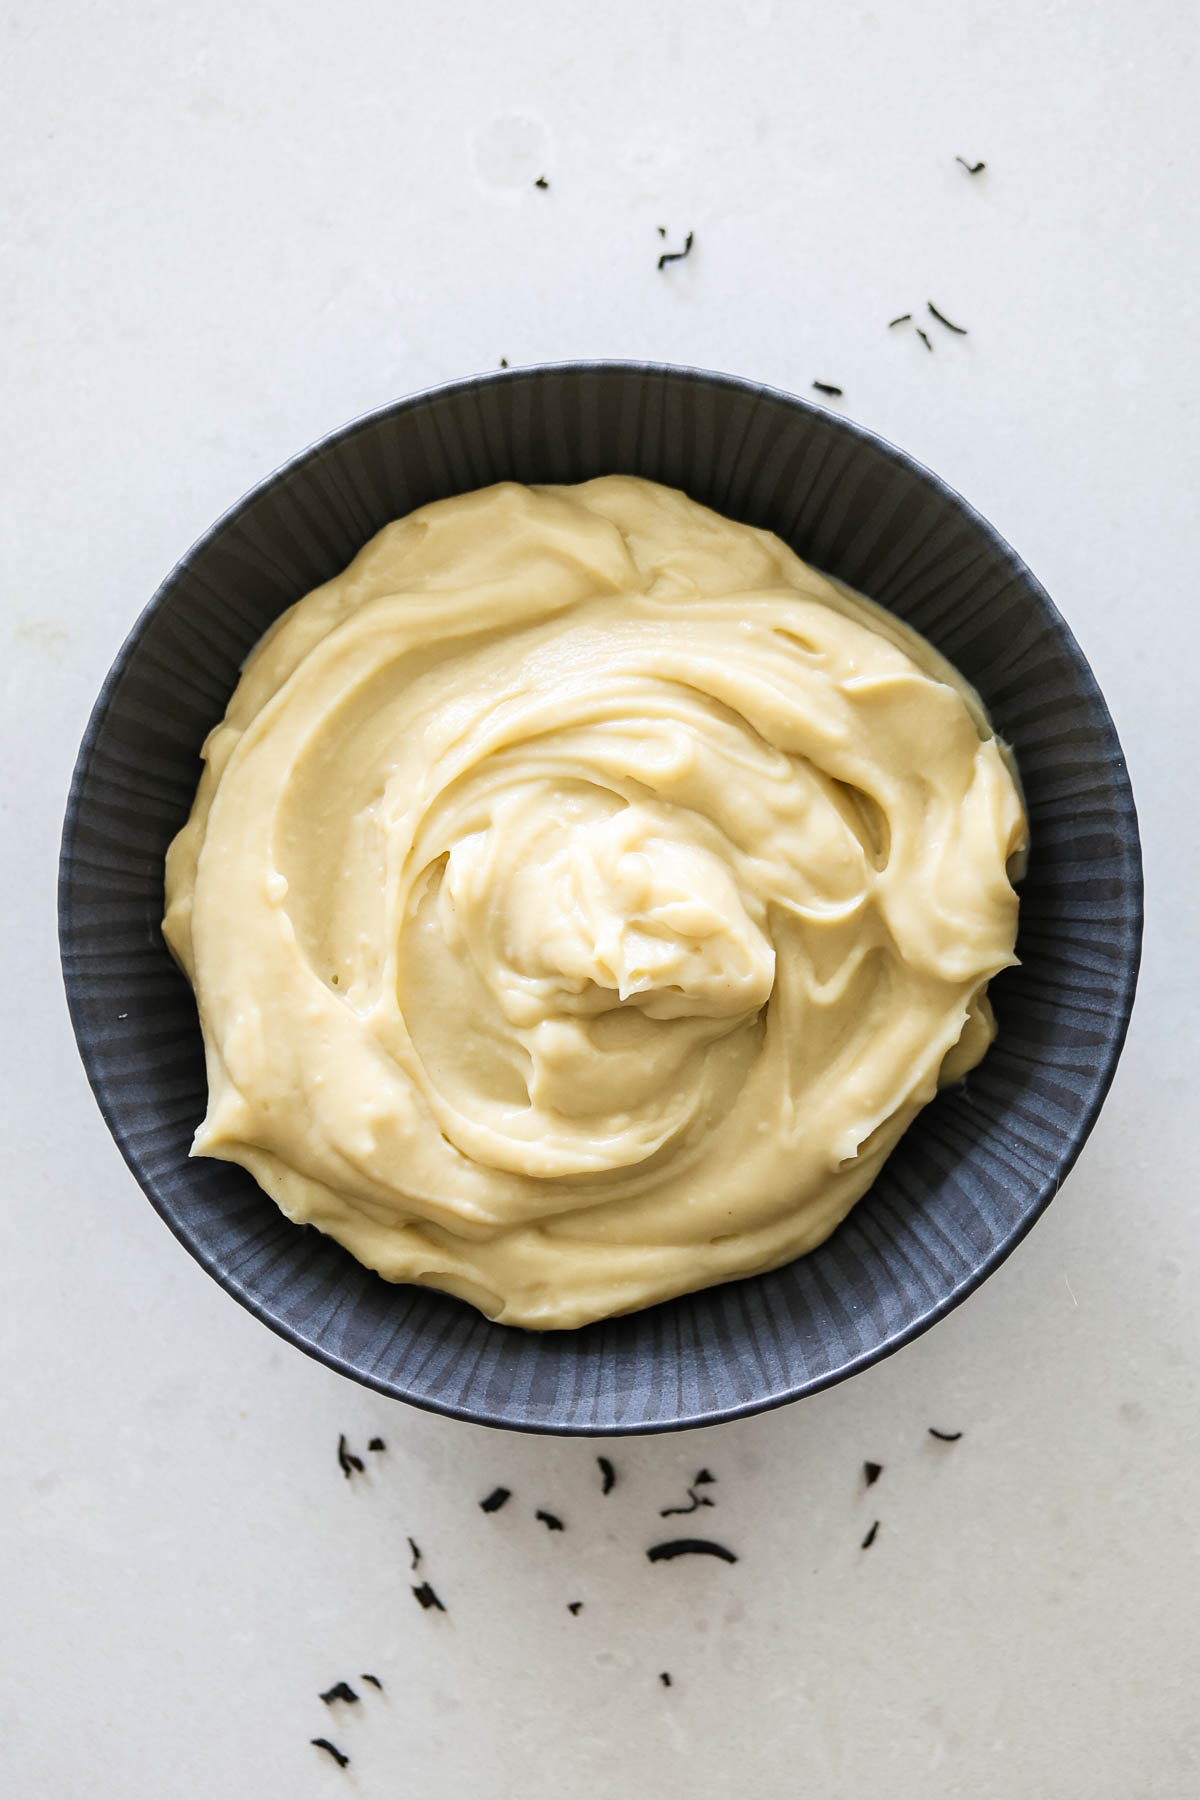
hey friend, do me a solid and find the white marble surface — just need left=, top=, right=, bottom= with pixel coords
left=3, top=2, right=1199, bottom=1794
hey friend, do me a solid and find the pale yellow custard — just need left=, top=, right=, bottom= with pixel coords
left=164, top=477, right=1026, bottom=1329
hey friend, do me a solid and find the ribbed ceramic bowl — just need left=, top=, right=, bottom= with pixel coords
left=59, top=362, right=1141, bottom=1434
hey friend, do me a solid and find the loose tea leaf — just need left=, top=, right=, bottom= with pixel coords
left=861, top=1520, right=880, bottom=1550
left=927, top=301, right=968, bottom=335
left=657, top=231, right=694, bottom=271
left=647, top=1538, right=738, bottom=1565
left=864, top=1461, right=883, bottom=1487
left=412, top=1582, right=446, bottom=1612
left=311, top=1738, right=350, bottom=1768
left=320, top=1682, right=359, bottom=1706
left=929, top=1427, right=963, bottom=1442
left=597, top=1456, right=617, bottom=1495
left=536, top=1509, right=565, bottom=1531
left=337, top=1435, right=363, bottom=1479
left=660, top=1487, right=714, bottom=1518
left=955, top=156, right=986, bottom=174
left=480, top=1487, right=512, bottom=1513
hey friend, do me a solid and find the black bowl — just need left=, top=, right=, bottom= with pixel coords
left=59, top=362, right=1142, bottom=1434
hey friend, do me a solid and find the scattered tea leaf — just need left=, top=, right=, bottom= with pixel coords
left=480, top=1487, right=512, bottom=1513
left=412, top=1582, right=446, bottom=1612
left=597, top=1456, right=616, bottom=1495
left=536, top=1509, right=565, bottom=1531
left=864, top=1461, right=883, bottom=1488
left=660, top=1487, right=714, bottom=1518
left=311, top=1738, right=349, bottom=1768
left=657, top=230, right=694, bottom=271
left=861, top=1520, right=880, bottom=1550
left=647, top=1538, right=738, bottom=1565
left=927, top=300, right=967, bottom=335
left=320, top=1682, right=358, bottom=1706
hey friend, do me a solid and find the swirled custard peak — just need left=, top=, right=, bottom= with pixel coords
left=164, top=477, right=1026, bottom=1329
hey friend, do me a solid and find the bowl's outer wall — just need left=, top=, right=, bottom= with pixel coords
left=59, top=364, right=1142, bottom=1433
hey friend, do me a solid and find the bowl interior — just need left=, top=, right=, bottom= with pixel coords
left=59, top=363, right=1142, bottom=1433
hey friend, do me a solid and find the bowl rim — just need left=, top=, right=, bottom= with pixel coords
left=58, top=358, right=1144, bottom=1434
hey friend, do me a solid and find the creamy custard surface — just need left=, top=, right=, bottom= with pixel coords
left=164, top=478, right=1026, bottom=1329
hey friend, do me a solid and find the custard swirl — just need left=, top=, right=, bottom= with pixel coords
left=164, top=477, right=1025, bottom=1328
